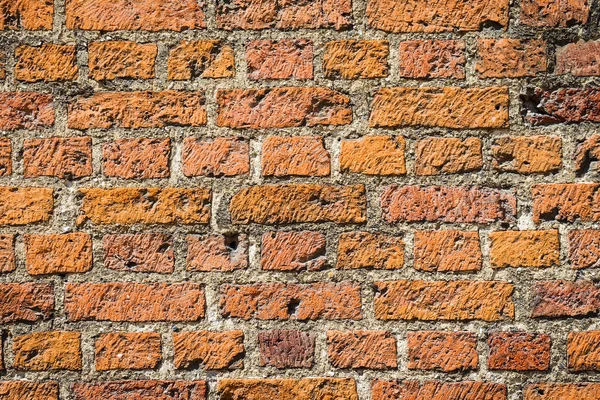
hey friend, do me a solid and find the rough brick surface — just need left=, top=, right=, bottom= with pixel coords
left=323, top=40, right=389, bottom=79
left=476, top=39, right=547, bottom=78
left=0, top=381, right=58, bottom=400
left=183, top=137, right=249, bottom=177
left=168, top=41, right=234, bottom=80
left=0, top=0, right=54, bottom=30
left=521, top=0, right=589, bottom=27
left=575, top=135, right=600, bottom=175
left=413, top=230, right=481, bottom=272
left=531, top=281, right=600, bottom=318
left=103, top=233, right=174, bottom=273
left=102, top=138, right=170, bottom=179
left=72, top=381, right=207, bottom=400
left=15, top=44, right=77, bottom=82
left=0, top=187, right=53, bottom=225
left=0, top=283, right=54, bottom=322
left=174, top=331, right=244, bottom=370
left=261, top=231, right=326, bottom=272
left=399, top=40, right=466, bottom=79
left=568, top=331, right=600, bottom=371
left=261, top=136, right=330, bottom=177
left=0, top=234, right=15, bottom=272
left=88, top=41, right=157, bottom=80
left=0, top=138, right=11, bottom=176
left=95, top=332, right=161, bottom=371
left=557, top=40, right=600, bottom=76
left=492, top=136, right=562, bottom=174
left=415, top=137, right=482, bottom=176
left=488, top=332, right=551, bottom=371
left=372, top=380, right=507, bottom=400
left=407, top=331, right=478, bottom=372
left=186, top=234, right=248, bottom=272
left=0, top=92, right=54, bottom=130
left=337, top=232, right=404, bottom=270
left=217, top=378, right=358, bottom=400
left=524, top=88, right=600, bottom=125
left=532, top=184, right=600, bottom=223
left=258, top=330, right=315, bottom=368
left=25, top=233, right=92, bottom=275
left=490, top=230, right=560, bottom=268
left=247, top=40, right=313, bottom=80
left=24, top=137, right=92, bottom=178
left=340, top=136, right=406, bottom=175
left=524, top=383, right=600, bottom=400
left=569, top=230, right=600, bottom=269
left=327, top=330, right=397, bottom=369
left=13, top=331, right=81, bottom=371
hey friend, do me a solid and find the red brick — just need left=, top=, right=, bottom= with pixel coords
left=25, top=233, right=92, bottom=275
left=174, top=331, right=244, bottom=370
left=408, top=331, right=478, bottom=372
left=531, top=280, right=600, bottom=318
left=476, top=39, right=547, bottom=78
left=79, top=187, right=210, bottom=225
left=327, top=330, right=397, bottom=369
left=261, top=231, right=326, bottom=272
left=0, top=138, right=10, bottom=176
left=569, top=230, right=600, bottom=269
left=557, top=40, right=600, bottom=76
left=216, top=0, right=352, bottom=30
left=183, top=137, right=249, bottom=177
left=414, top=230, right=481, bottom=272
left=521, top=0, right=589, bottom=27
left=258, top=330, right=315, bottom=368
left=13, top=331, right=81, bottom=371
left=230, top=184, right=366, bottom=224
left=340, top=136, right=406, bottom=176
left=370, top=87, right=509, bottom=129
left=0, top=0, right=54, bottom=30
left=0, top=234, right=14, bottom=273
left=490, top=230, right=560, bottom=268
left=103, top=233, right=174, bottom=273
left=381, top=186, right=516, bottom=224
left=0, top=187, right=53, bottom=225
left=68, top=91, right=206, bottom=129
left=576, top=135, right=600, bottom=175
left=65, top=282, right=205, bottom=322
left=488, top=332, right=551, bottom=371
left=532, top=184, right=600, bottom=223
left=524, top=383, right=600, bottom=400
left=0, top=381, right=58, bottom=400
left=415, top=137, right=482, bottom=175
left=337, top=232, right=404, bottom=270
left=24, top=137, right=92, bottom=178
left=168, top=41, right=234, bottom=80
left=374, top=280, right=514, bottom=321
left=262, top=136, right=330, bottom=177
left=66, top=0, right=205, bottom=31
left=367, top=0, right=509, bottom=32
left=95, top=332, right=161, bottom=371
left=568, top=331, right=600, bottom=371
left=216, top=88, right=351, bottom=129
left=89, top=41, right=157, bottom=80
left=72, top=381, right=207, bottom=400
left=0, top=92, right=54, bottom=130
left=323, top=40, right=388, bottom=79
left=15, top=44, right=78, bottom=82
left=102, top=138, right=170, bottom=179
left=525, top=88, right=600, bottom=125
left=492, top=136, right=562, bottom=174
left=372, top=380, right=507, bottom=400
left=220, top=282, right=361, bottom=321
left=186, top=234, right=248, bottom=272
left=217, top=378, right=358, bottom=400
left=247, top=40, right=313, bottom=80
left=399, top=40, right=466, bottom=79
left=0, top=283, right=53, bottom=322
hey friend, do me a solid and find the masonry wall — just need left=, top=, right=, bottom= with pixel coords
left=0, top=0, right=600, bottom=399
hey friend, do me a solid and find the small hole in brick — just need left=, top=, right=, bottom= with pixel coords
left=225, top=235, right=239, bottom=251
left=125, top=260, right=137, bottom=269
left=287, top=299, right=300, bottom=316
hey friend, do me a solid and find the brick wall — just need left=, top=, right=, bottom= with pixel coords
left=0, top=0, right=599, bottom=399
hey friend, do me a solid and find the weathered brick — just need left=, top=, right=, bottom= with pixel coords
left=492, top=136, right=562, bottom=174
left=524, top=88, right=600, bottom=125
left=531, top=280, right=600, bottom=318
left=261, top=231, right=326, bottom=272
left=168, top=41, right=234, bottom=80
left=323, top=40, right=388, bottom=79
left=0, top=381, right=58, bottom=400
left=186, top=234, right=248, bottom=272
left=13, top=331, right=81, bottom=371
left=0, top=138, right=10, bottom=176
left=183, top=137, right=249, bottom=177
left=247, top=40, right=313, bottom=80
left=95, top=332, right=161, bottom=371
left=65, top=282, right=205, bottom=322
left=521, top=0, right=589, bottom=27
left=337, top=232, right=403, bottom=270
left=415, top=137, right=483, bottom=176
left=89, top=41, right=157, bottom=80
left=174, top=331, right=244, bottom=370
left=327, top=330, right=397, bottom=370
left=524, top=383, right=600, bottom=400
left=408, top=331, right=478, bottom=372
left=103, top=138, right=170, bottom=179
left=25, top=233, right=92, bottom=275
left=557, top=40, right=600, bottom=76
left=340, top=136, right=406, bottom=176
left=0, top=187, right=53, bottom=225
left=490, top=230, right=560, bottom=269
left=15, top=44, right=77, bottom=82
left=532, top=184, right=600, bottom=223
left=0, top=92, right=54, bottom=130
left=65, top=0, right=205, bottom=31
left=569, top=230, right=600, bottom=269
left=216, top=0, right=352, bottom=30
left=477, top=39, right=547, bottom=78
left=24, top=137, right=92, bottom=178
left=414, top=230, right=481, bottom=272
left=367, top=0, right=509, bottom=32
left=262, top=136, right=330, bottom=177
left=0, top=283, right=53, bottom=322
left=372, top=380, right=507, bottom=400
left=0, top=53, right=4, bottom=79
left=103, top=233, right=174, bottom=273
left=217, top=378, right=358, bottom=400
left=0, top=0, right=54, bottom=30
left=72, top=381, right=207, bottom=400
left=381, top=186, right=516, bottom=224
left=79, top=187, right=210, bottom=225
left=230, top=184, right=366, bottom=224
left=68, top=91, right=206, bottom=129
left=220, top=282, right=361, bottom=321
left=370, top=87, right=509, bottom=129
left=576, top=135, right=600, bottom=175
left=0, top=234, right=15, bottom=272
left=568, top=331, right=600, bottom=371
left=258, top=330, right=315, bottom=368
left=399, top=40, right=466, bottom=79
left=488, top=332, right=551, bottom=371
left=374, top=280, right=514, bottom=321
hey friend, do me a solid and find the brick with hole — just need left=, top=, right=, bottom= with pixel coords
left=217, top=378, right=358, bottom=400
left=399, top=40, right=466, bottom=79
left=0, top=187, right=53, bottom=225
left=569, top=230, right=600, bottom=269
left=103, top=138, right=170, bottom=179
left=0, top=0, right=54, bottom=30
left=247, top=39, right=313, bottom=80
left=524, top=88, right=600, bottom=125
left=168, top=41, right=234, bottom=80
left=0, top=92, right=54, bottom=130
left=340, top=136, right=406, bottom=176
left=576, top=135, right=600, bottom=175
left=327, top=330, right=397, bottom=369
left=24, top=137, right=92, bottom=179
left=524, top=383, right=600, bottom=400
left=0, top=138, right=11, bottom=176
left=488, top=332, right=551, bottom=371
left=0, top=283, right=53, bottom=322
left=262, top=136, right=330, bottom=177
left=532, top=184, right=600, bottom=223
left=520, top=0, right=589, bottom=27
left=408, top=331, right=478, bottom=372
left=0, top=381, right=58, bottom=400
left=183, top=137, right=249, bottom=177
left=531, top=280, right=600, bottom=318
left=557, top=41, right=600, bottom=76
left=88, top=41, right=157, bottom=80
left=13, top=331, right=81, bottom=371
left=337, top=232, right=404, bottom=270
left=413, top=230, right=481, bottom=272
left=25, top=233, right=92, bottom=275
left=490, top=230, right=559, bottom=269
left=0, top=234, right=14, bottom=273
left=568, top=331, right=600, bottom=371
left=261, top=231, right=326, bottom=272
left=104, top=233, right=174, bottom=273
left=72, top=381, right=207, bottom=400
left=415, top=137, right=482, bottom=176
left=174, top=331, right=244, bottom=370
left=492, top=136, right=562, bottom=174
left=95, top=332, right=161, bottom=371
left=258, top=330, right=315, bottom=368
left=323, top=40, right=388, bottom=79
left=186, top=234, right=248, bottom=272
left=15, top=44, right=77, bottom=82
left=371, top=380, right=507, bottom=400
left=476, top=39, right=547, bottom=78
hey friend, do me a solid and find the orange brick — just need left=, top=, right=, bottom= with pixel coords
left=13, top=331, right=81, bottom=371
left=168, top=41, right=234, bottom=80
left=408, top=331, right=478, bottom=372
left=262, top=136, right=330, bottom=177
left=103, top=138, right=170, bottom=179
left=557, top=40, right=600, bottom=76
left=569, top=230, right=600, bottom=269
left=217, top=378, right=358, bottom=400
left=521, top=0, right=589, bottom=27
left=524, top=383, right=600, bottom=400
left=174, top=331, right=244, bottom=370
left=337, top=232, right=403, bottom=270
left=258, top=330, right=315, bottom=368
left=247, top=40, right=313, bottom=80
left=24, top=137, right=92, bottom=178
left=568, top=331, right=600, bottom=371
left=0, top=92, right=54, bottom=130
left=95, top=332, right=161, bottom=371
left=0, top=381, right=58, bottom=400
left=415, top=137, right=482, bottom=175
left=0, top=283, right=53, bottom=322
left=576, top=135, right=600, bottom=175
left=327, top=330, right=397, bottom=369
left=183, top=137, right=249, bottom=177
left=490, top=230, right=559, bottom=268
left=25, top=233, right=92, bottom=275
left=72, top=381, right=207, bottom=400
left=0, top=0, right=54, bottom=30
left=0, top=187, right=53, bottom=225
left=340, top=136, right=406, bottom=176
left=323, top=40, right=388, bottom=79
left=372, top=380, right=507, bottom=400
left=103, top=233, right=174, bottom=273
left=531, top=280, right=600, bottom=318
left=0, top=138, right=11, bottom=175
left=477, top=39, right=547, bottom=78
left=0, top=234, right=15, bottom=273
left=492, top=136, right=562, bottom=174
left=414, top=230, right=481, bottom=272
left=186, top=234, right=248, bottom=272
left=488, top=332, right=551, bottom=371
left=261, top=231, right=326, bottom=272
left=399, top=40, right=466, bottom=79
left=15, top=44, right=77, bottom=82
left=533, top=184, right=600, bottom=223
left=89, top=41, right=157, bottom=80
